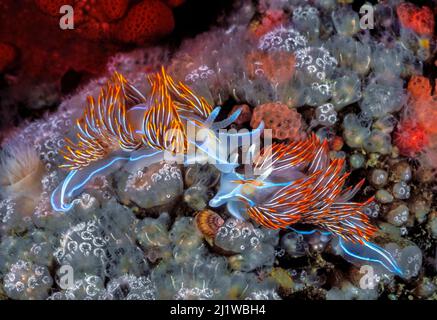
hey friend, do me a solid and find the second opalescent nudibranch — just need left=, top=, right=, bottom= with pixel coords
left=209, top=134, right=404, bottom=277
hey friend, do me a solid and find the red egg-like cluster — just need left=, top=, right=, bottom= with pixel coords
left=34, top=0, right=71, bottom=16
left=34, top=0, right=176, bottom=43
left=394, top=120, right=428, bottom=157
left=112, top=0, right=175, bottom=44
left=0, top=0, right=182, bottom=96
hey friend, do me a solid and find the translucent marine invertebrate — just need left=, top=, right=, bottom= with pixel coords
left=135, top=213, right=172, bottom=262
left=54, top=217, right=109, bottom=278
left=0, top=143, right=45, bottom=216
left=49, top=274, right=111, bottom=300
left=209, top=134, right=404, bottom=276
left=292, top=5, right=320, bottom=40
left=116, top=161, right=183, bottom=209
left=331, top=6, right=360, bottom=36
left=314, top=103, right=338, bottom=127
left=4, top=260, right=53, bottom=300
left=257, top=26, right=308, bottom=53
left=295, top=46, right=337, bottom=84
left=107, top=275, right=157, bottom=300
left=294, top=46, right=337, bottom=106
left=183, top=164, right=220, bottom=210
left=51, top=68, right=262, bottom=212
left=214, top=217, right=278, bottom=272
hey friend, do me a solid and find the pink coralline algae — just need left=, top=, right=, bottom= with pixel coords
left=250, top=102, right=304, bottom=140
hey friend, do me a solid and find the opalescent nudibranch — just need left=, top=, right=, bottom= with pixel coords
left=209, top=134, right=404, bottom=277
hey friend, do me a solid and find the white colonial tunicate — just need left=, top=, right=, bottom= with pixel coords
left=107, top=275, right=157, bottom=300
left=386, top=203, right=409, bottom=226
left=117, top=161, right=183, bottom=209
left=392, top=181, right=411, bottom=200
left=292, top=5, right=320, bottom=41
left=49, top=274, right=111, bottom=300
left=360, top=83, right=405, bottom=119
left=315, top=103, right=338, bottom=126
left=54, top=217, right=109, bottom=279
left=258, top=26, right=308, bottom=52
left=4, top=260, right=53, bottom=300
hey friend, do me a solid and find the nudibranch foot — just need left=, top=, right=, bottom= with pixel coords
left=289, top=227, right=404, bottom=277
left=51, top=152, right=129, bottom=212
left=52, top=148, right=167, bottom=213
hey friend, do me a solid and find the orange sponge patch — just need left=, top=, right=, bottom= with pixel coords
left=407, top=75, right=432, bottom=100
left=396, top=3, right=435, bottom=36
left=394, top=120, right=428, bottom=157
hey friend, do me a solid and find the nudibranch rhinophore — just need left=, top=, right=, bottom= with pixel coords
left=51, top=67, right=264, bottom=212
left=209, top=134, right=404, bottom=277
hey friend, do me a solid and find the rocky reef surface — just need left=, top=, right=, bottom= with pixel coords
left=0, top=0, right=436, bottom=300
